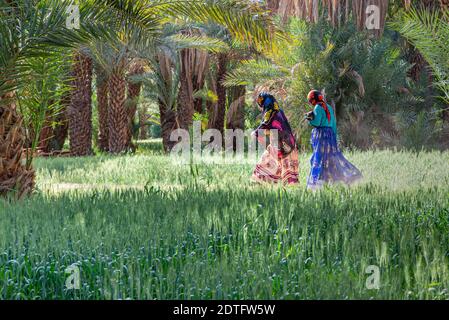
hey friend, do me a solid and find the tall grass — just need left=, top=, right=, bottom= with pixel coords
left=0, top=142, right=448, bottom=299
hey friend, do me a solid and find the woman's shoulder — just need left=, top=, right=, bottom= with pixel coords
left=314, top=104, right=324, bottom=113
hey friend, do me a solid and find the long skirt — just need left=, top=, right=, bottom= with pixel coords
left=307, top=127, right=362, bottom=189
left=252, top=145, right=299, bottom=185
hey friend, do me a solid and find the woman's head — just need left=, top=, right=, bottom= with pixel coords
left=257, top=92, right=278, bottom=111
left=307, top=89, right=331, bottom=122
left=307, top=90, right=324, bottom=106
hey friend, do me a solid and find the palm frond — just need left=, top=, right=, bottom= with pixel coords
left=165, top=34, right=229, bottom=53
left=157, top=0, right=284, bottom=50
left=0, top=0, right=117, bottom=98
left=390, top=7, right=449, bottom=84
left=223, top=59, right=288, bottom=87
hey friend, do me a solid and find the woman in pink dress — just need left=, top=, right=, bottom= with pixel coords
left=251, top=92, right=299, bottom=185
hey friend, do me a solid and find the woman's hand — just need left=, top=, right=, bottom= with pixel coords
left=304, top=111, right=314, bottom=121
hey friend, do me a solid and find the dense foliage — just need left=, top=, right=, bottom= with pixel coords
left=226, top=18, right=446, bottom=150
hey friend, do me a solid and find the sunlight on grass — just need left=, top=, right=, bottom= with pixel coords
left=35, top=147, right=449, bottom=193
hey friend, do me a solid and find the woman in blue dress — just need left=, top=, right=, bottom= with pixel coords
left=305, top=90, right=362, bottom=189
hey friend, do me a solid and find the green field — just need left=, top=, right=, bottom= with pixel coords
left=1, top=141, right=448, bottom=299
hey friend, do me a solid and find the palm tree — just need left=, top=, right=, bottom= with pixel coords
left=95, top=65, right=109, bottom=152
left=90, top=41, right=130, bottom=153
left=395, top=0, right=438, bottom=84
left=91, top=0, right=275, bottom=153
left=138, top=105, right=149, bottom=139
left=174, top=26, right=213, bottom=128
left=126, top=59, right=145, bottom=148
left=391, top=7, right=449, bottom=124
left=0, top=0, right=113, bottom=197
left=207, top=52, right=228, bottom=135
left=1, top=0, right=281, bottom=197
left=0, top=91, right=34, bottom=198
left=138, top=37, right=184, bottom=152
left=204, top=26, right=246, bottom=135
left=274, top=0, right=389, bottom=37
left=1, top=1, right=68, bottom=196
left=37, top=110, right=54, bottom=153
left=50, top=89, right=70, bottom=151
left=155, top=50, right=180, bottom=152
left=88, top=0, right=168, bottom=154
left=108, top=60, right=128, bottom=153
left=69, top=50, right=94, bottom=156
left=226, top=85, right=246, bottom=130
left=136, top=30, right=227, bottom=151
left=176, top=29, right=197, bottom=130
left=133, top=0, right=280, bottom=151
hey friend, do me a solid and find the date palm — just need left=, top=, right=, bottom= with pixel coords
left=391, top=7, right=449, bottom=124
left=95, top=65, right=110, bottom=152
left=91, top=43, right=129, bottom=153
left=0, top=0, right=103, bottom=197
left=69, top=50, right=93, bottom=156
left=203, top=24, right=253, bottom=136
left=138, top=104, right=149, bottom=139
left=209, top=52, right=228, bottom=135
left=137, top=32, right=226, bottom=151
left=274, top=0, right=389, bottom=37
left=132, top=0, right=280, bottom=151
left=91, top=0, right=277, bottom=153
left=51, top=89, right=70, bottom=151
left=1, top=0, right=282, bottom=197
left=0, top=0, right=118, bottom=197
left=126, top=59, right=145, bottom=148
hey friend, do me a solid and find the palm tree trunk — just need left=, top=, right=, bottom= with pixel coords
left=126, top=61, right=144, bottom=148
left=277, top=0, right=389, bottom=31
left=0, top=93, right=35, bottom=198
left=353, top=0, right=389, bottom=37
left=193, top=49, right=209, bottom=114
left=177, top=49, right=195, bottom=130
left=50, top=91, right=70, bottom=151
left=159, top=99, right=178, bottom=152
left=69, top=52, right=93, bottom=156
left=156, top=52, right=179, bottom=152
left=108, top=67, right=128, bottom=154
left=194, top=96, right=204, bottom=114
left=226, top=85, right=246, bottom=151
left=404, top=0, right=436, bottom=92
left=209, top=53, right=228, bottom=135
left=266, top=0, right=280, bottom=14
left=407, top=45, right=429, bottom=82
left=177, top=44, right=209, bottom=127
left=206, top=71, right=218, bottom=129
left=38, top=110, right=54, bottom=153
left=96, top=72, right=109, bottom=152
left=226, top=85, right=246, bottom=130
left=138, top=105, right=148, bottom=140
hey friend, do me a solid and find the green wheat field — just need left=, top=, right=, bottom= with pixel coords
left=1, top=140, right=448, bottom=300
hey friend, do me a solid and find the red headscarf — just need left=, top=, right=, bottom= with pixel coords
left=307, top=90, right=330, bottom=122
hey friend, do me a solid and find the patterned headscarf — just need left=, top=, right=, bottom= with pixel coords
left=257, top=92, right=280, bottom=126
left=307, top=90, right=331, bottom=122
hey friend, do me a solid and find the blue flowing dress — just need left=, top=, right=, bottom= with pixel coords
left=307, top=103, right=362, bottom=189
